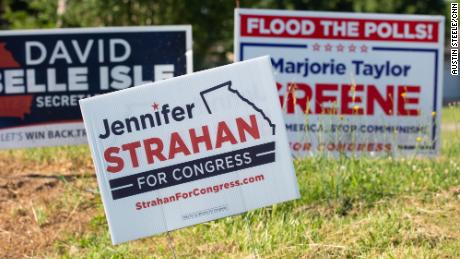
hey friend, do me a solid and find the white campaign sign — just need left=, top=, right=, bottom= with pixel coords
left=80, top=56, right=299, bottom=244
left=235, top=8, right=445, bottom=157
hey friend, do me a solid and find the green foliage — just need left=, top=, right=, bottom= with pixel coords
left=0, top=0, right=448, bottom=70
left=2, top=0, right=58, bottom=28
left=23, top=106, right=458, bottom=257
left=50, top=150, right=460, bottom=257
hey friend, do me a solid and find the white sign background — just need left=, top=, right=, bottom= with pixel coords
left=235, top=8, right=444, bottom=157
left=80, top=56, right=299, bottom=244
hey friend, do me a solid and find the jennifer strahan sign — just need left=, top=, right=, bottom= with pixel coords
left=235, top=9, right=444, bottom=157
left=80, top=56, right=299, bottom=244
left=0, top=26, right=192, bottom=149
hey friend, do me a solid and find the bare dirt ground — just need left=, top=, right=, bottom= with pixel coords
left=0, top=112, right=458, bottom=257
left=0, top=155, right=97, bottom=258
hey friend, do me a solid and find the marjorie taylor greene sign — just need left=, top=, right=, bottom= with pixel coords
left=235, top=9, right=444, bottom=157
left=0, top=26, right=192, bottom=149
left=80, top=56, right=299, bottom=244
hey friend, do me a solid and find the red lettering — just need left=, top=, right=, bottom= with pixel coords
left=286, top=83, right=312, bottom=114
left=367, top=85, right=394, bottom=115
left=277, top=82, right=420, bottom=116
left=385, top=144, right=392, bottom=151
left=341, top=84, right=364, bottom=115
left=398, top=86, right=420, bottom=116
left=122, top=141, right=141, bottom=168
left=316, top=83, right=338, bottom=114
left=104, top=147, right=124, bottom=173
left=215, top=121, right=238, bottom=148
left=236, top=114, right=260, bottom=142
left=168, top=132, right=191, bottom=159
left=189, top=126, right=212, bottom=153
left=277, top=82, right=284, bottom=106
left=143, top=137, right=167, bottom=164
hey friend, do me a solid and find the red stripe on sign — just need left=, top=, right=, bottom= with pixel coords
left=0, top=95, right=33, bottom=119
left=240, top=14, right=439, bottom=42
left=0, top=119, right=84, bottom=131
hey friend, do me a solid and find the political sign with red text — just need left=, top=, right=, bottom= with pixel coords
left=235, top=9, right=444, bottom=157
left=80, top=56, right=299, bottom=244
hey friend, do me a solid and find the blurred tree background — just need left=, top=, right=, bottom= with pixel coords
left=0, top=0, right=449, bottom=71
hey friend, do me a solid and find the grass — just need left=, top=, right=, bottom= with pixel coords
left=1, top=106, right=459, bottom=258
left=443, top=102, right=460, bottom=124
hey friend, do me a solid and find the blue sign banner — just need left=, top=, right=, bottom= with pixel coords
left=0, top=26, right=192, bottom=148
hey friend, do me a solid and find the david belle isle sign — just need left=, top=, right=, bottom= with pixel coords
left=0, top=26, right=192, bottom=149
left=80, top=56, right=300, bottom=244
left=235, top=9, right=444, bottom=157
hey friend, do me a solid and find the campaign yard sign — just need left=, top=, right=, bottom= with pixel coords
left=80, top=56, right=300, bottom=244
left=235, top=9, right=444, bottom=157
left=0, top=26, right=192, bottom=149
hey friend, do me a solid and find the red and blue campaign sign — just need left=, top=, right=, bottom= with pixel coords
left=80, top=56, right=299, bottom=244
left=0, top=26, right=192, bottom=149
left=235, top=9, right=445, bottom=157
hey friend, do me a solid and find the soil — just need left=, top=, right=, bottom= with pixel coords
left=0, top=157, right=97, bottom=258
